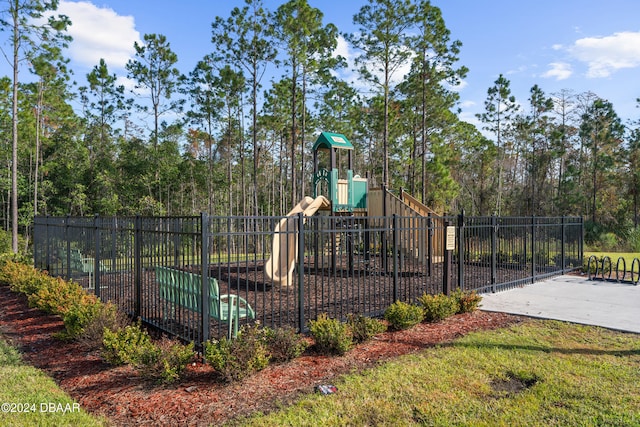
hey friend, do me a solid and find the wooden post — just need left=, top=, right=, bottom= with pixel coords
left=443, top=220, right=455, bottom=296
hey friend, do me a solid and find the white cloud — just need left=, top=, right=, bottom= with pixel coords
left=569, top=31, right=640, bottom=78
left=451, top=78, right=468, bottom=92
left=333, top=34, right=412, bottom=94
left=542, top=62, right=572, bottom=80
left=333, top=34, right=352, bottom=64
left=58, top=1, right=140, bottom=71
left=116, top=75, right=137, bottom=92
left=506, top=65, right=527, bottom=76
left=331, top=35, right=359, bottom=86
left=459, top=100, right=475, bottom=109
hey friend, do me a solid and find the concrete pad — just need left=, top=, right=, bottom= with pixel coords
left=479, top=275, right=640, bottom=334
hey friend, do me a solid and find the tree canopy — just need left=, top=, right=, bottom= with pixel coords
left=0, top=0, right=638, bottom=251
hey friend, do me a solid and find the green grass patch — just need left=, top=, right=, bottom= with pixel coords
left=0, top=336, right=106, bottom=426
left=232, top=320, right=640, bottom=426
left=584, top=252, right=639, bottom=279
left=585, top=252, right=639, bottom=267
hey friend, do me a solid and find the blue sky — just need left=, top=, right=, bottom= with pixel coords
left=4, top=0, right=640, bottom=129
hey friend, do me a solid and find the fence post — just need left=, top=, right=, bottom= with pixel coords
left=457, top=210, right=465, bottom=291
left=491, top=216, right=497, bottom=293
left=443, top=219, right=452, bottom=296
left=331, top=216, right=337, bottom=275
left=201, top=213, right=211, bottom=342
left=65, top=215, right=71, bottom=281
left=579, top=217, right=584, bottom=267
left=382, top=183, right=388, bottom=274
left=561, top=216, right=566, bottom=274
left=426, top=213, right=433, bottom=277
left=42, top=217, right=49, bottom=271
left=392, top=214, right=399, bottom=302
left=93, top=214, right=101, bottom=298
left=297, top=212, right=305, bottom=333
left=110, top=218, right=117, bottom=276
left=46, top=217, right=50, bottom=271
left=531, top=216, right=536, bottom=283
left=134, top=216, right=141, bottom=319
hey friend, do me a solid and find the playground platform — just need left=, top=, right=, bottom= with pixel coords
left=479, top=274, right=640, bottom=334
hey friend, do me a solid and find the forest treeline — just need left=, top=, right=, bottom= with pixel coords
left=1, top=0, right=639, bottom=252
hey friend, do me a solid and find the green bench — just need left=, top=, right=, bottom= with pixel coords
left=66, top=249, right=106, bottom=287
left=154, top=266, right=255, bottom=338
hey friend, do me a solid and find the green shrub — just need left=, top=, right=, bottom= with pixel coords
left=418, top=293, right=458, bottom=322
left=452, top=289, right=482, bottom=314
left=384, top=301, right=424, bottom=330
left=583, top=256, right=614, bottom=275
left=308, top=313, right=353, bottom=355
left=59, top=299, right=103, bottom=340
left=136, top=337, right=194, bottom=384
left=204, top=323, right=270, bottom=382
left=0, top=232, right=31, bottom=264
left=583, top=256, right=598, bottom=274
left=28, top=276, right=97, bottom=317
left=627, top=227, right=640, bottom=252
left=0, top=261, right=46, bottom=294
left=346, top=313, right=387, bottom=343
left=600, top=232, right=620, bottom=251
left=0, top=229, right=11, bottom=254
left=264, top=326, right=308, bottom=362
left=77, top=302, right=130, bottom=350
left=204, top=337, right=234, bottom=378
left=587, top=231, right=620, bottom=252
left=15, top=268, right=104, bottom=340
left=0, top=260, right=106, bottom=341
left=102, top=321, right=155, bottom=366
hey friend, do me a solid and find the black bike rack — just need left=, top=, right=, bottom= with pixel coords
left=587, top=255, right=639, bottom=285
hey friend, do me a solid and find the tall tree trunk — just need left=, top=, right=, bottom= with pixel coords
left=383, top=65, right=389, bottom=188
left=11, top=1, right=19, bottom=253
left=34, top=81, right=43, bottom=217
left=591, top=143, right=598, bottom=224
left=420, top=65, right=428, bottom=204
left=300, top=71, right=307, bottom=198
left=290, top=60, right=298, bottom=205
left=252, top=64, right=259, bottom=217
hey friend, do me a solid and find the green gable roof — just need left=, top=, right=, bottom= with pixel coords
left=313, top=132, right=354, bottom=151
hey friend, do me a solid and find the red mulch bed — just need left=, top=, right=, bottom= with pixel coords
left=0, top=284, right=524, bottom=426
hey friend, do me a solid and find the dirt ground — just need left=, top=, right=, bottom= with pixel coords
left=0, top=284, right=524, bottom=426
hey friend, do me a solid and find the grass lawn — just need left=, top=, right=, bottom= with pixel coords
left=0, top=336, right=106, bottom=427
left=233, top=320, right=640, bottom=426
left=584, top=252, right=640, bottom=267
left=2, top=319, right=639, bottom=426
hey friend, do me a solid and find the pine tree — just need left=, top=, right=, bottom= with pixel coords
left=1, top=0, right=70, bottom=252
left=347, top=0, right=415, bottom=188
left=477, top=74, right=519, bottom=215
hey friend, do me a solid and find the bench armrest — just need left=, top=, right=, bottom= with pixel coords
left=81, top=257, right=95, bottom=273
left=219, top=293, right=256, bottom=319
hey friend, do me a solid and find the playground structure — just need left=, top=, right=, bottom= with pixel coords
left=265, top=131, right=445, bottom=286
left=311, top=131, right=368, bottom=214
left=264, top=195, right=330, bottom=286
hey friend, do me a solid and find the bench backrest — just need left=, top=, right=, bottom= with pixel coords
left=155, top=266, right=176, bottom=302
left=70, top=249, right=83, bottom=271
left=154, top=266, right=223, bottom=320
left=68, top=249, right=100, bottom=274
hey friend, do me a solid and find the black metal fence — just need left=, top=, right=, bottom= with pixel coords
left=33, top=213, right=583, bottom=344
